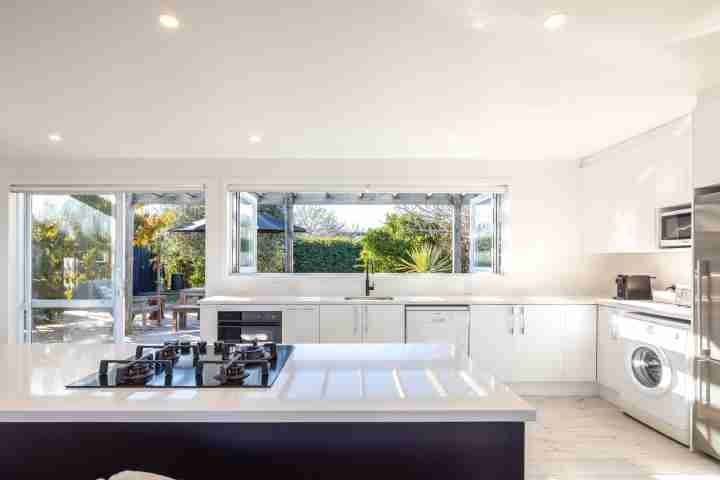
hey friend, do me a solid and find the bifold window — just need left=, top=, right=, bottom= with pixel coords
left=228, top=191, right=503, bottom=275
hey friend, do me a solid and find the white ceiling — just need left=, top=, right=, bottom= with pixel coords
left=2, top=1, right=720, bottom=162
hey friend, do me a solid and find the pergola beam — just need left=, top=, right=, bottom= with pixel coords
left=254, top=192, right=486, bottom=206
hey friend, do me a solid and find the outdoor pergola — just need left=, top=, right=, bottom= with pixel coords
left=248, top=192, right=492, bottom=273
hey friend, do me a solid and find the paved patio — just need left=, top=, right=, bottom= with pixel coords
left=31, top=308, right=201, bottom=344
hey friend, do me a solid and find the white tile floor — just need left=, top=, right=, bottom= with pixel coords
left=526, top=397, right=720, bottom=479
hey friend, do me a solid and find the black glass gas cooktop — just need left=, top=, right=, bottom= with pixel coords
left=66, top=340, right=293, bottom=389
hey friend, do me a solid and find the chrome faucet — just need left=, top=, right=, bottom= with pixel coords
left=365, top=258, right=375, bottom=297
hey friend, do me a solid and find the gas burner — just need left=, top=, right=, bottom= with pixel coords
left=213, top=340, right=278, bottom=361
left=135, top=340, right=208, bottom=363
left=216, top=360, right=250, bottom=385
left=237, top=343, right=269, bottom=361
left=156, top=345, right=179, bottom=363
left=116, top=360, right=155, bottom=385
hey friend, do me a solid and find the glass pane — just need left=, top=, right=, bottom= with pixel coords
left=31, top=308, right=114, bottom=344
left=238, top=195, right=257, bottom=268
left=31, top=194, right=115, bottom=301
left=662, top=212, right=692, bottom=241
left=471, top=197, right=494, bottom=272
left=129, top=191, right=206, bottom=343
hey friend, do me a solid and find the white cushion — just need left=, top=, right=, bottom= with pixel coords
left=108, top=472, right=176, bottom=480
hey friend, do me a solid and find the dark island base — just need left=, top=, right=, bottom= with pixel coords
left=0, top=421, right=525, bottom=479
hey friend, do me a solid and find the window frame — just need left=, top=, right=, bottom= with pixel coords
left=228, top=191, right=258, bottom=274
left=226, top=185, right=506, bottom=277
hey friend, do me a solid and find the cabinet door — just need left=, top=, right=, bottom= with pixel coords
left=563, top=305, right=597, bottom=382
left=597, top=307, right=624, bottom=392
left=283, top=306, right=319, bottom=344
left=363, top=304, right=403, bottom=343
left=513, top=306, right=565, bottom=382
left=597, top=307, right=613, bottom=388
left=469, top=305, right=516, bottom=382
left=319, top=305, right=362, bottom=343
left=695, top=95, right=720, bottom=189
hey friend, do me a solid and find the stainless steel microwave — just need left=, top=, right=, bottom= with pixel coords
left=658, top=207, right=692, bottom=248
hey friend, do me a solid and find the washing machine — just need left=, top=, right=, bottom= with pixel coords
left=617, top=311, right=691, bottom=445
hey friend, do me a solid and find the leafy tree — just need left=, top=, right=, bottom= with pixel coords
left=360, top=208, right=453, bottom=272
left=294, top=205, right=346, bottom=236
left=359, top=227, right=409, bottom=272
left=145, top=204, right=206, bottom=288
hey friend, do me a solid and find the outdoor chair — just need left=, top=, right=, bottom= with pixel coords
left=131, top=297, right=162, bottom=327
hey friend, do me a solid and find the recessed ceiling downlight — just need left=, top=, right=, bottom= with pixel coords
left=544, top=13, right=568, bottom=31
left=158, top=14, right=180, bottom=30
left=248, top=135, right=262, bottom=144
left=48, top=132, right=62, bottom=142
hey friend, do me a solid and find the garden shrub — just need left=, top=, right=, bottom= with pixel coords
left=294, top=236, right=362, bottom=273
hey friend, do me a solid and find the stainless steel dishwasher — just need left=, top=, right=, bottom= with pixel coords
left=405, top=305, right=470, bottom=356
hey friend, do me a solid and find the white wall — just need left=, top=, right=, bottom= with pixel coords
left=0, top=155, right=599, bottom=342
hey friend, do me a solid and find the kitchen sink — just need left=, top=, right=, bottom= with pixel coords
left=344, top=296, right=395, bottom=301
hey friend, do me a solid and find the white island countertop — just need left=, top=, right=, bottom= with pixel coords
left=0, top=343, right=536, bottom=424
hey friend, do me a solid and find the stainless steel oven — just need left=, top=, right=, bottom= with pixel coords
left=217, top=311, right=283, bottom=343
left=658, top=207, right=692, bottom=248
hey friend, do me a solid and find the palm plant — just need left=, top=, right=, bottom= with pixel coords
left=395, top=244, right=452, bottom=273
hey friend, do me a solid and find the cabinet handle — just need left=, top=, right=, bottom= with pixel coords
left=510, top=307, right=517, bottom=335
left=353, top=311, right=358, bottom=336
left=520, top=307, right=526, bottom=335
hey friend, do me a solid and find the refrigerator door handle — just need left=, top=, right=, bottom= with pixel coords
left=697, top=260, right=710, bottom=357
left=697, top=356, right=720, bottom=405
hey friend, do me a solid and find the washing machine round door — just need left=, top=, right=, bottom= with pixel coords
left=628, top=345, right=672, bottom=394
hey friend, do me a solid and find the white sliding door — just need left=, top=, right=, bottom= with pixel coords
left=22, top=192, right=126, bottom=343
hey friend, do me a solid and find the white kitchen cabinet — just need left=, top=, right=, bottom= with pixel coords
left=513, top=306, right=565, bottom=382
left=406, top=306, right=470, bottom=356
left=319, top=305, right=362, bottom=343
left=581, top=116, right=692, bottom=253
left=363, top=304, right=403, bottom=343
left=694, top=93, right=720, bottom=189
left=283, top=306, right=319, bottom=344
left=469, top=305, right=516, bottom=382
left=319, top=304, right=403, bottom=343
left=470, top=305, right=597, bottom=384
left=597, top=306, right=625, bottom=393
left=562, top=305, right=597, bottom=382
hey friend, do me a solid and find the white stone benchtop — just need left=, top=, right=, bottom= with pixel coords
left=0, top=343, right=536, bottom=424
left=200, top=295, right=691, bottom=321
left=199, top=295, right=598, bottom=306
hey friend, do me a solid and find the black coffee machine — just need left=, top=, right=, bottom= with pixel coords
left=615, top=274, right=655, bottom=300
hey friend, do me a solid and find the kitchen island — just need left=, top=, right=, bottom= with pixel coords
left=0, top=343, right=534, bottom=479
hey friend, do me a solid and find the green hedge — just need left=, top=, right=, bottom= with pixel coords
left=294, top=236, right=362, bottom=273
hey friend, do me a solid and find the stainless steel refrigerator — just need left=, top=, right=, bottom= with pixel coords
left=693, top=185, right=720, bottom=459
